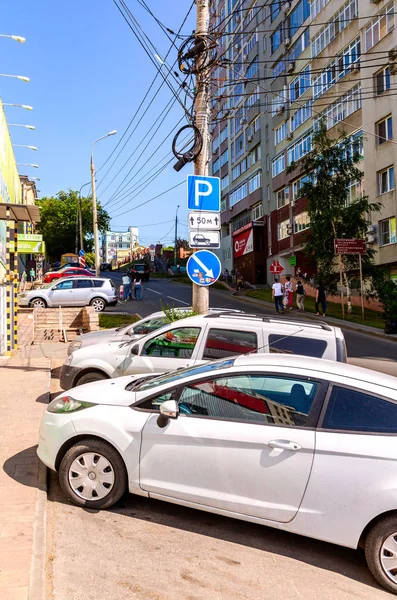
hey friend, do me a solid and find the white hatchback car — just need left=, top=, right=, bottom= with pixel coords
left=39, top=354, right=397, bottom=594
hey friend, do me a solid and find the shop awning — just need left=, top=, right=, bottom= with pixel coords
left=0, top=202, right=40, bottom=222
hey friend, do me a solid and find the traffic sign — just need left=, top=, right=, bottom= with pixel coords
left=187, top=175, right=220, bottom=212
left=189, top=230, right=220, bottom=249
left=334, top=238, right=366, bottom=255
left=79, top=249, right=85, bottom=268
left=188, top=211, right=221, bottom=230
left=187, top=250, right=221, bottom=286
left=270, top=260, right=285, bottom=275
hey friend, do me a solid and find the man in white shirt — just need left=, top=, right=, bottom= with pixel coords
left=122, top=274, right=131, bottom=301
left=272, top=278, right=284, bottom=314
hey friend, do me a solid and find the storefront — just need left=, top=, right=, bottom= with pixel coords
left=232, top=221, right=266, bottom=285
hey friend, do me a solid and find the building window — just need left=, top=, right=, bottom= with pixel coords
left=347, top=180, right=363, bottom=205
left=311, top=0, right=358, bottom=58
left=290, top=66, right=311, bottom=103
left=276, top=186, right=290, bottom=209
left=278, top=219, right=290, bottom=240
left=272, top=153, right=285, bottom=177
left=365, top=2, right=394, bottom=51
left=271, top=0, right=280, bottom=22
left=246, top=58, right=259, bottom=80
left=314, top=84, right=362, bottom=131
left=220, top=127, right=228, bottom=144
left=252, top=202, right=263, bottom=221
left=271, top=25, right=282, bottom=54
left=244, top=32, right=258, bottom=56
left=220, top=149, right=228, bottom=167
left=230, top=182, right=248, bottom=207
left=377, top=116, right=393, bottom=145
left=235, top=134, right=244, bottom=160
left=375, top=66, right=391, bottom=95
left=379, top=166, right=395, bottom=194
left=249, top=172, right=261, bottom=194
left=221, top=199, right=226, bottom=213
left=290, top=100, right=312, bottom=132
left=287, top=132, right=312, bottom=165
left=380, top=217, right=397, bottom=246
left=223, top=247, right=232, bottom=262
left=294, top=211, right=310, bottom=233
left=253, top=116, right=260, bottom=132
left=288, top=29, right=310, bottom=61
left=221, top=174, right=229, bottom=190
left=289, top=0, right=310, bottom=37
left=248, top=145, right=261, bottom=166
left=312, top=37, right=361, bottom=100
left=310, top=0, right=331, bottom=20
left=212, top=158, right=220, bottom=174
left=275, top=122, right=287, bottom=145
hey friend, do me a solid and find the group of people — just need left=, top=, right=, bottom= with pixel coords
left=121, top=273, right=144, bottom=301
left=272, top=276, right=327, bottom=316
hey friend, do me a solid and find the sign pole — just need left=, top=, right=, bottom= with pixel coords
left=339, top=254, right=345, bottom=320
left=192, top=0, right=211, bottom=315
left=359, top=253, right=365, bottom=321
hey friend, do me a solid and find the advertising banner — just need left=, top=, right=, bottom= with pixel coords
left=233, top=227, right=254, bottom=258
left=0, top=101, right=21, bottom=205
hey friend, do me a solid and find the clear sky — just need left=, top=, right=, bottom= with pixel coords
left=1, top=0, right=195, bottom=246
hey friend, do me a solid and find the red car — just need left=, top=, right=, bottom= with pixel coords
left=43, top=267, right=93, bottom=284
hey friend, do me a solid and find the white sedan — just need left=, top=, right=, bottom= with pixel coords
left=38, top=353, right=397, bottom=594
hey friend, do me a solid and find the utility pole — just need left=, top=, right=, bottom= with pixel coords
left=90, top=156, right=100, bottom=276
left=192, top=0, right=211, bottom=314
left=174, top=205, right=179, bottom=266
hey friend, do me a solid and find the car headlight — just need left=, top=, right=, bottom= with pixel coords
left=47, top=395, right=95, bottom=414
left=68, top=340, right=82, bottom=355
left=18, top=293, right=27, bottom=298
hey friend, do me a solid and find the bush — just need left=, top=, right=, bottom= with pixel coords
left=160, top=302, right=196, bottom=322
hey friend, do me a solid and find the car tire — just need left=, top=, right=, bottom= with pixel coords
left=29, top=298, right=47, bottom=309
left=76, top=371, right=108, bottom=386
left=59, top=438, right=127, bottom=509
left=90, top=297, right=106, bottom=312
left=365, top=515, right=397, bottom=594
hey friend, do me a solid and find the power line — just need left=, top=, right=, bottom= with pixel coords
left=111, top=180, right=185, bottom=219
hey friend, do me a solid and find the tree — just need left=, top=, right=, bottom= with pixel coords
left=288, top=121, right=382, bottom=295
left=176, top=237, right=189, bottom=250
left=36, top=190, right=110, bottom=262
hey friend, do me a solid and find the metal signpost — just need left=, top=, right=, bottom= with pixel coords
left=334, top=239, right=367, bottom=320
left=187, top=250, right=221, bottom=287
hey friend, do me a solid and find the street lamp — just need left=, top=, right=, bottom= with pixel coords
left=0, top=34, right=26, bottom=43
left=8, top=123, right=35, bottom=130
left=13, top=144, right=37, bottom=151
left=0, top=74, right=29, bottom=82
left=16, top=163, right=39, bottom=168
left=91, top=130, right=117, bottom=275
left=3, top=103, right=33, bottom=110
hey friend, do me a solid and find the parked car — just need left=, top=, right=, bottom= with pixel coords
left=39, top=353, right=397, bottom=594
left=67, top=307, right=245, bottom=355
left=100, top=263, right=112, bottom=272
left=48, top=262, right=80, bottom=272
left=129, top=263, right=150, bottom=282
left=59, top=312, right=347, bottom=389
left=18, top=277, right=117, bottom=312
left=43, top=267, right=94, bottom=284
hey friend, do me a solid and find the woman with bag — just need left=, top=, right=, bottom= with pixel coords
left=296, top=280, right=305, bottom=312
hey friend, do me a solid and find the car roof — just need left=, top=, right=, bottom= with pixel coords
left=233, top=353, right=397, bottom=390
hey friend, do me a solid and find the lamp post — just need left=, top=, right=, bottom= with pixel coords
left=91, top=130, right=117, bottom=275
left=16, top=163, right=38, bottom=168
left=8, top=123, right=35, bottom=130
left=0, top=74, right=29, bottom=82
left=0, top=34, right=25, bottom=43
left=13, top=144, right=37, bottom=151
left=3, top=103, right=33, bottom=110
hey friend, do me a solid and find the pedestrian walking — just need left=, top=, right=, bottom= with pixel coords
left=285, top=276, right=294, bottom=310
left=29, top=267, right=35, bottom=282
left=272, top=278, right=284, bottom=314
left=122, top=273, right=131, bottom=301
left=315, top=281, right=327, bottom=316
left=119, top=284, right=124, bottom=301
left=296, top=280, right=306, bottom=312
left=134, top=277, right=143, bottom=301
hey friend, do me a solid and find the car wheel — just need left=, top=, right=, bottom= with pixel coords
left=365, top=515, right=397, bottom=594
left=30, top=298, right=47, bottom=309
left=59, top=438, right=127, bottom=509
left=90, top=297, right=106, bottom=312
left=76, top=371, right=108, bottom=386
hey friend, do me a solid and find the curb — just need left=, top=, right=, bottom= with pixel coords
left=231, top=293, right=397, bottom=342
left=28, top=359, right=51, bottom=600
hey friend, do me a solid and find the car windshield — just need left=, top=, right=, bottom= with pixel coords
left=134, top=358, right=236, bottom=392
left=134, top=265, right=145, bottom=271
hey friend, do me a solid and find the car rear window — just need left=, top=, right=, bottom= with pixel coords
left=94, top=280, right=105, bottom=288
left=203, top=328, right=257, bottom=360
left=268, top=334, right=327, bottom=358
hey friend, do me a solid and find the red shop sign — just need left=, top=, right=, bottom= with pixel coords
left=234, top=227, right=254, bottom=258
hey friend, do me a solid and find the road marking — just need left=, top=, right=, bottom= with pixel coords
left=146, top=288, right=162, bottom=295
left=167, top=296, right=190, bottom=305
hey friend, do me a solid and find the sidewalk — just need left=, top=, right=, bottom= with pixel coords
left=0, top=343, right=66, bottom=600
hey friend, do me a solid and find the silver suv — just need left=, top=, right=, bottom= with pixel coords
left=18, top=277, right=118, bottom=312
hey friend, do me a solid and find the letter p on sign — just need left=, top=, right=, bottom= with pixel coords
left=187, top=175, right=220, bottom=212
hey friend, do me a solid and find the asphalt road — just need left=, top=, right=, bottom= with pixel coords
left=106, top=273, right=397, bottom=361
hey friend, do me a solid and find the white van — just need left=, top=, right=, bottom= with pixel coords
left=59, top=312, right=347, bottom=390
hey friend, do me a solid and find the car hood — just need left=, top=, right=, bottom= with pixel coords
left=75, top=329, right=143, bottom=349
left=57, top=373, right=156, bottom=406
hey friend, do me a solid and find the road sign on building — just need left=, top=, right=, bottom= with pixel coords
left=187, top=250, right=221, bottom=286
left=187, top=175, right=220, bottom=212
left=188, top=212, right=220, bottom=230
left=189, top=230, right=220, bottom=249
left=270, top=260, right=285, bottom=275
left=334, top=239, right=366, bottom=255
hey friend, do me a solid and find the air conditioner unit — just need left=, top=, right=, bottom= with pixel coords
left=247, top=135, right=253, bottom=142
left=351, top=61, right=360, bottom=73
left=371, top=0, right=382, bottom=4
left=284, top=38, right=291, bottom=49
left=287, top=132, right=294, bottom=140
left=283, top=1, right=292, bottom=13
left=390, top=63, right=397, bottom=75
left=276, top=106, right=285, bottom=116
left=287, top=61, right=295, bottom=74
left=234, top=43, right=240, bottom=51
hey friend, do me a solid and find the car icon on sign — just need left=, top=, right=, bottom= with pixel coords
left=193, top=233, right=211, bottom=246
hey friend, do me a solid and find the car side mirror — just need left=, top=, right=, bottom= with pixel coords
left=131, top=344, right=139, bottom=355
left=160, top=400, right=179, bottom=419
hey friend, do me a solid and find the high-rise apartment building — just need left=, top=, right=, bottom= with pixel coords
left=210, top=0, right=397, bottom=284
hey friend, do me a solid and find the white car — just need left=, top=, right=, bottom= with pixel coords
left=39, top=353, right=397, bottom=594
left=60, top=312, right=347, bottom=389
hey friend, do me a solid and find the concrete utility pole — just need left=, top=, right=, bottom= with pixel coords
left=192, top=0, right=211, bottom=314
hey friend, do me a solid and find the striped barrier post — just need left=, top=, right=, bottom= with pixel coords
left=13, top=221, right=18, bottom=350
left=5, top=207, right=11, bottom=355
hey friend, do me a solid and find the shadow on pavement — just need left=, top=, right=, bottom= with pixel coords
left=3, top=445, right=40, bottom=486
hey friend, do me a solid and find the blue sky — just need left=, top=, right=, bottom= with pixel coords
left=1, top=0, right=195, bottom=246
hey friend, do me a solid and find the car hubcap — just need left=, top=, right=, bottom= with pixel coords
left=92, top=299, right=104, bottom=311
left=68, top=452, right=115, bottom=501
left=380, top=533, right=397, bottom=583
left=34, top=300, right=45, bottom=309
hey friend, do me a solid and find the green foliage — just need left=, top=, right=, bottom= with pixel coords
left=288, top=121, right=382, bottom=293
left=373, top=276, right=397, bottom=320
left=35, top=190, right=110, bottom=262
left=160, top=302, right=197, bottom=322
left=84, top=252, right=95, bottom=267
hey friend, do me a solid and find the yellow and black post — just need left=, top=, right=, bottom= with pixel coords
left=5, top=207, right=11, bottom=355
left=13, top=220, right=18, bottom=350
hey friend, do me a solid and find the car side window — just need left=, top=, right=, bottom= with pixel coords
left=75, top=279, right=93, bottom=288
left=93, top=280, right=104, bottom=288
left=135, top=389, right=177, bottom=411
left=203, top=328, right=257, bottom=360
left=53, top=280, right=73, bottom=290
left=133, top=317, right=168, bottom=335
left=268, top=334, right=327, bottom=358
left=141, top=327, right=201, bottom=359
left=177, top=375, right=319, bottom=426
left=322, top=385, right=397, bottom=433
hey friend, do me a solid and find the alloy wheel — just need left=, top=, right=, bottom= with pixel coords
left=32, top=299, right=46, bottom=309
left=68, top=452, right=115, bottom=501
left=380, top=533, right=397, bottom=584
left=91, top=298, right=105, bottom=312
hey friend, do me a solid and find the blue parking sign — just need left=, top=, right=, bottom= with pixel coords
left=187, top=175, right=220, bottom=212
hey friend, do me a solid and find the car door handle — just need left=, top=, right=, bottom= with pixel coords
left=268, top=440, right=301, bottom=451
